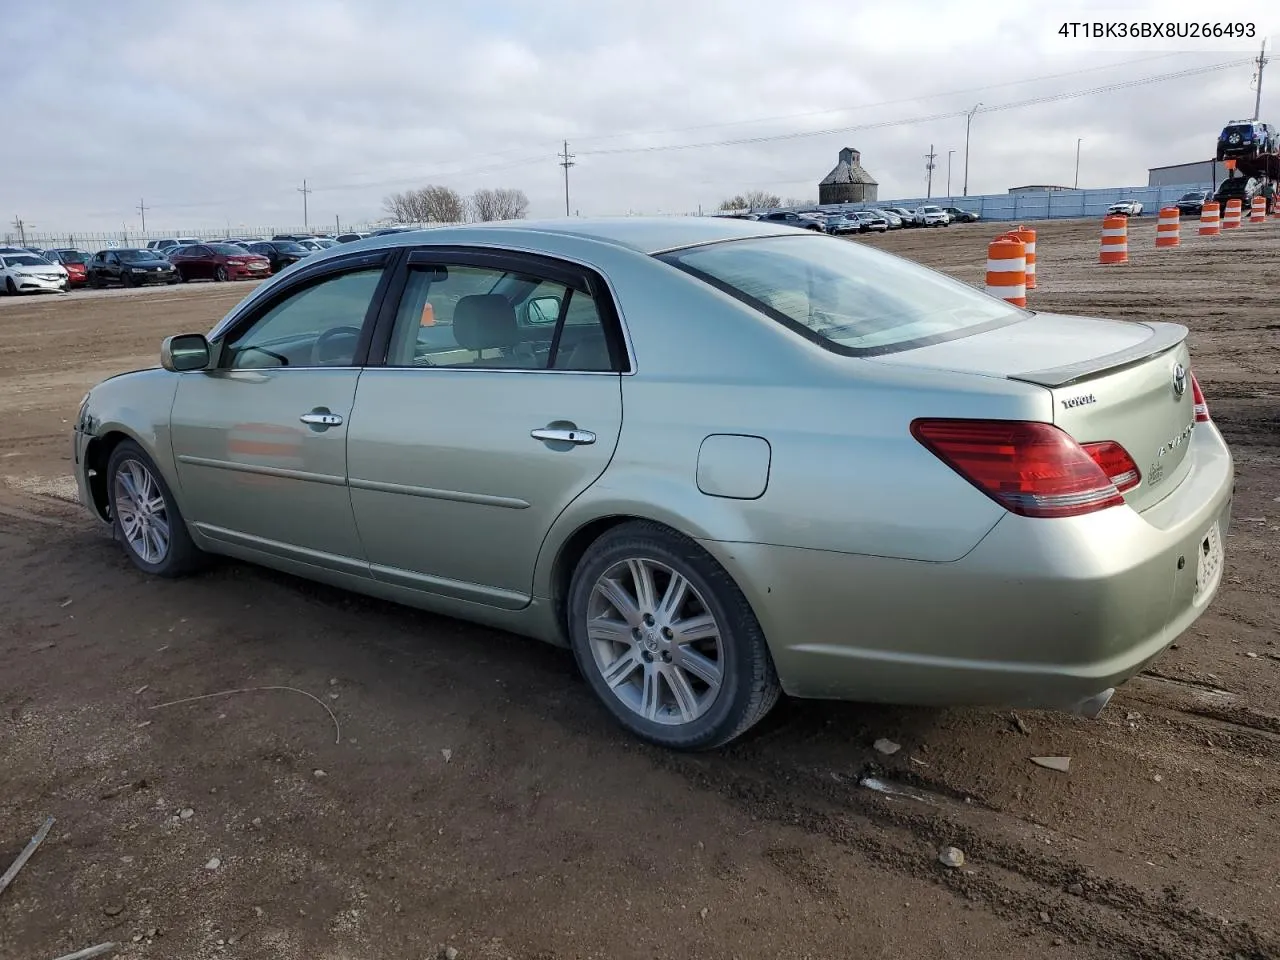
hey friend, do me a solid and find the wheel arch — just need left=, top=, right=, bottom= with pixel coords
left=83, top=427, right=152, bottom=521
left=536, top=494, right=761, bottom=647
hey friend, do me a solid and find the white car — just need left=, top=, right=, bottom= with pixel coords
left=1107, top=200, right=1144, bottom=216
left=912, top=205, right=950, bottom=227
left=1, top=252, right=69, bottom=295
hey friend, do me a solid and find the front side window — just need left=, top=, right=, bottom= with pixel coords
left=660, top=233, right=1025, bottom=356
left=221, top=267, right=384, bottom=369
left=384, top=261, right=615, bottom=372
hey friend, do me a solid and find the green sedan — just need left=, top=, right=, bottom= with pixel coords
left=71, top=217, right=1234, bottom=750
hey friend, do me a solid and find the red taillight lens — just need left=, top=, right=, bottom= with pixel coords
left=911, top=419, right=1125, bottom=519
left=1190, top=372, right=1210, bottom=422
left=1081, top=440, right=1141, bottom=492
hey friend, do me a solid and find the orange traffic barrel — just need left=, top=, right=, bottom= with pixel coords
left=1010, top=224, right=1037, bottom=289
left=1249, top=196, right=1266, bottom=223
left=1155, top=207, right=1180, bottom=248
left=1222, top=198, right=1243, bottom=229
left=985, top=234, right=1026, bottom=307
left=1199, top=201, right=1220, bottom=235
left=1273, top=198, right=1280, bottom=220
left=1099, top=215, right=1128, bottom=264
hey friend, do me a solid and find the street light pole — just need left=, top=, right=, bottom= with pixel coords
left=963, top=103, right=981, bottom=197
left=1074, top=138, right=1083, bottom=189
left=947, top=149, right=956, bottom=197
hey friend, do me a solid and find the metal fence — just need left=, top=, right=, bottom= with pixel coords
left=788, top=182, right=1213, bottom=222
left=0, top=181, right=1224, bottom=249
left=1, top=221, right=463, bottom=253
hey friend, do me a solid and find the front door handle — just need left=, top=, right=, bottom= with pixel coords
left=531, top=427, right=596, bottom=445
left=300, top=411, right=343, bottom=427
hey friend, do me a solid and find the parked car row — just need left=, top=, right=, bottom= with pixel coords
left=726, top=203, right=980, bottom=234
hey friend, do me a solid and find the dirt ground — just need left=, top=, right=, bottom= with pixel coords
left=1, top=218, right=1278, bottom=960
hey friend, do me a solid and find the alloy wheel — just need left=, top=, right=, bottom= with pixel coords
left=113, top=458, right=171, bottom=565
left=586, top=557, right=724, bottom=725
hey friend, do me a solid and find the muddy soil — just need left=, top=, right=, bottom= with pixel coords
left=2, top=219, right=1278, bottom=960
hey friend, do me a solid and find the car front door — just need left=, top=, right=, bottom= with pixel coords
left=345, top=248, right=626, bottom=609
left=168, top=250, right=397, bottom=573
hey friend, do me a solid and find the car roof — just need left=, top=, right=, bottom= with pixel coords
left=331, top=216, right=810, bottom=256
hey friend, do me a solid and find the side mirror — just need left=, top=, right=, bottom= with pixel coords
left=161, top=333, right=211, bottom=372
left=526, top=295, right=562, bottom=324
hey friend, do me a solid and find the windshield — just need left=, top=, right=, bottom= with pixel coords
left=659, top=234, right=1025, bottom=356
left=274, top=241, right=307, bottom=253
left=119, top=250, right=163, bottom=262
left=55, top=251, right=87, bottom=264
left=209, top=243, right=247, bottom=256
left=1180, top=193, right=1202, bottom=201
left=3, top=254, right=48, bottom=267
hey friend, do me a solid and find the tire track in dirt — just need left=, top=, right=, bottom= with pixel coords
left=645, top=749, right=1279, bottom=960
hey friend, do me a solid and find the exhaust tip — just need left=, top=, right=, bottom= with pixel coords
left=1067, top=687, right=1115, bottom=719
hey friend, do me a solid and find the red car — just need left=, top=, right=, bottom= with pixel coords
left=167, top=243, right=272, bottom=282
left=44, top=249, right=91, bottom=286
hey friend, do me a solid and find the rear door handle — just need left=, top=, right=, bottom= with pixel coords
left=531, top=427, right=595, bottom=445
left=300, top=412, right=343, bottom=426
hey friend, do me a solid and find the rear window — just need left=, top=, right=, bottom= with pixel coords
left=658, top=234, right=1024, bottom=356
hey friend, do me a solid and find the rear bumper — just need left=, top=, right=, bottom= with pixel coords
left=703, top=423, right=1234, bottom=715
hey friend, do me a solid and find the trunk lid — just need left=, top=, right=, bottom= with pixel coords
left=869, top=312, right=1198, bottom=513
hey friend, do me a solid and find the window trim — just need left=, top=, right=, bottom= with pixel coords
left=209, top=250, right=401, bottom=370
left=365, top=245, right=632, bottom=375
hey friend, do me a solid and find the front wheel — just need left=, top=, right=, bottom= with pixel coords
left=567, top=520, right=781, bottom=750
left=215, top=265, right=228, bottom=282
left=4, top=277, right=15, bottom=295
left=106, top=440, right=205, bottom=578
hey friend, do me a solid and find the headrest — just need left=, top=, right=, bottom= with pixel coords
left=453, top=295, right=519, bottom=351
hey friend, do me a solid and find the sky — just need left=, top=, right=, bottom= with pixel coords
left=1, top=0, right=1276, bottom=236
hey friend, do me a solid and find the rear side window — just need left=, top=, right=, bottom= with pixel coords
left=659, top=234, right=1025, bottom=356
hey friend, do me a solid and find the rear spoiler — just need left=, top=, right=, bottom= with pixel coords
left=1008, top=321, right=1189, bottom=388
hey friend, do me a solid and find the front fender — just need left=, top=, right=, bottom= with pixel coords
left=80, top=368, right=181, bottom=499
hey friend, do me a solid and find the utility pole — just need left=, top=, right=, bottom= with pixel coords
left=335, top=214, right=341, bottom=234
left=924, top=145, right=937, bottom=198
left=12, top=216, right=28, bottom=245
left=1251, top=39, right=1269, bottom=120
left=558, top=141, right=575, bottom=216
left=946, top=149, right=956, bottom=197
left=137, top=198, right=148, bottom=235
left=297, top=179, right=312, bottom=230
left=1074, top=138, right=1083, bottom=189
left=963, top=103, right=981, bottom=197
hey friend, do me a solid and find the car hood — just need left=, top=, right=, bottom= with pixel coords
left=8, top=263, right=65, bottom=275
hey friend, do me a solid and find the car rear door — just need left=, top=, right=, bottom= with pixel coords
left=186, top=245, right=213, bottom=279
left=168, top=250, right=398, bottom=573
left=344, top=247, right=626, bottom=609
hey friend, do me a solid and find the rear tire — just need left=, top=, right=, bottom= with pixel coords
left=567, top=520, right=781, bottom=750
left=106, top=440, right=205, bottom=578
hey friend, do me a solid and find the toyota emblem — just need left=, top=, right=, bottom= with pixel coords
left=1172, top=362, right=1187, bottom=398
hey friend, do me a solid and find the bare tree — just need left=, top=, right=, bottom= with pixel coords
left=471, top=187, right=530, bottom=221
left=783, top=196, right=816, bottom=207
left=382, top=184, right=467, bottom=223
left=419, top=185, right=466, bottom=222
left=718, top=190, right=782, bottom=211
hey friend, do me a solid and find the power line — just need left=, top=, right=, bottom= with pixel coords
left=567, top=51, right=1192, bottom=146
left=576, top=56, right=1255, bottom=157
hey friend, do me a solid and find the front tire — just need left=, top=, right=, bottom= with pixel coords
left=4, top=277, right=15, bottom=295
left=106, top=441, right=205, bottom=578
left=215, top=265, right=228, bottom=282
left=567, top=521, right=781, bottom=750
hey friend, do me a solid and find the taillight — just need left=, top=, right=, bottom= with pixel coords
left=1081, top=440, right=1141, bottom=492
left=1190, top=372, right=1210, bottom=422
left=910, top=419, right=1125, bottom=519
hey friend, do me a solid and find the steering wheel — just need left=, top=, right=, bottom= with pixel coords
left=311, top=325, right=363, bottom=366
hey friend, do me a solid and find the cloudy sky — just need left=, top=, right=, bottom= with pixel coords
left=1, top=0, right=1275, bottom=236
